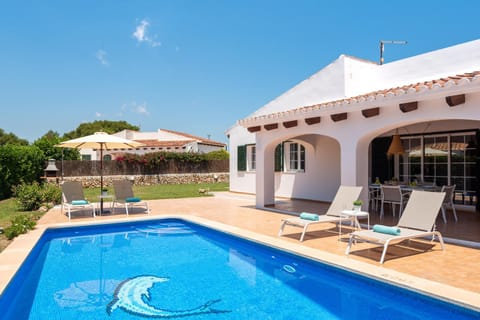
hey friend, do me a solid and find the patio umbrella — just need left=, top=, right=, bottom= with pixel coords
left=56, top=132, right=145, bottom=213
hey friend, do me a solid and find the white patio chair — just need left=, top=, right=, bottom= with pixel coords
left=379, top=185, right=410, bottom=219
left=440, top=185, right=458, bottom=223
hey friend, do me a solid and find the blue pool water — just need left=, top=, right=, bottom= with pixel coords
left=0, top=219, right=479, bottom=319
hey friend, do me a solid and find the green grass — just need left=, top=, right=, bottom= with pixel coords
left=0, top=198, right=32, bottom=227
left=83, top=182, right=229, bottom=201
left=0, top=198, right=41, bottom=251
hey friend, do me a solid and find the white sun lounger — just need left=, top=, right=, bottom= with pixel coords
left=278, top=185, right=363, bottom=242
left=345, top=190, right=445, bottom=264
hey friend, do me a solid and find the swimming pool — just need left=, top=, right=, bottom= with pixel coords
left=0, top=218, right=478, bottom=319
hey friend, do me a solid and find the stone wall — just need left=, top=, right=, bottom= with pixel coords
left=49, top=172, right=229, bottom=188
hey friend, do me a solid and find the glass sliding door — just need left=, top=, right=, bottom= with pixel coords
left=423, top=135, right=448, bottom=187
left=399, top=131, right=478, bottom=207
left=399, top=137, right=421, bottom=183
left=450, top=133, right=477, bottom=206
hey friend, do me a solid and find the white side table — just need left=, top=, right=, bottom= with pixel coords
left=341, top=210, right=370, bottom=231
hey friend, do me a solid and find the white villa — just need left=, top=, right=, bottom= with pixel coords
left=80, top=129, right=226, bottom=160
left=227, top=39, right=480, bottom=216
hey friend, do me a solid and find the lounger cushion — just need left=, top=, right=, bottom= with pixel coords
left=300, top=212, right=319, bottom=221
left=126, top=197, right=141, bottom=203
left=71, top=200, right=89, bottom=205
left=373, top=224, right=401, bottom=235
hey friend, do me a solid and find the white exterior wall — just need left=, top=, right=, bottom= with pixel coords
left=229, top=39, right=480, bottom=207
left=197, top=143, right=225, bottom=153
left=228, top=125, right=257, bottom=194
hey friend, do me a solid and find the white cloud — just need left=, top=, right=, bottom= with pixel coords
left=121, top=102, right=150, bottom=116
left=133, top=19, right=161, bottom=47
left=133, top=102, right=150, bottom=115
left=96, top=50, right=109, bottom=66
left=95, top=112, right=103, bottom=118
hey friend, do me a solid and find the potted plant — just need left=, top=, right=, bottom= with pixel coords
left=353, top=200, right=363, bottom=212
left=101, top=188, right=108, bottom=196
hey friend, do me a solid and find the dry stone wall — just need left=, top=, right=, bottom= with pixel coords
left=51, top=173, right=229, bottom=188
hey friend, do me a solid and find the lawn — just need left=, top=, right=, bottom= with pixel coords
left=0, top=182, right=229, bottom=251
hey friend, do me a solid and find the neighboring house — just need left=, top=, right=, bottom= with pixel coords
left=80, top=129, right=226, bottom=160
left=227, top=39, right=480, bottom=213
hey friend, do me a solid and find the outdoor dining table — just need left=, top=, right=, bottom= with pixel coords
left=369, top=183, right=441, bottom=192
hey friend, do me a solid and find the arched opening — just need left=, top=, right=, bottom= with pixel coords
left=364, top=119, right=480, bottom=244
left=259, top=133, right=341, bottom=209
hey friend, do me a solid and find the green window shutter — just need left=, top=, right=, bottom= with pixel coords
left=274, top=143, right=283, bottom=172
left=237, top=145, right=247, bottom=171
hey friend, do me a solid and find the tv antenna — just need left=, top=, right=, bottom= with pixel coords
left=379, top=40, right=407, bottom=65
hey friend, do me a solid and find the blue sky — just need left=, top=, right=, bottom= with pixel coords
left=0, top=0, right=479, bottom=144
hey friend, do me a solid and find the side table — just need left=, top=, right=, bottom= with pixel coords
left=341, top=210, right=370, bottom=231
left=97, top=194, right=114, bottom=215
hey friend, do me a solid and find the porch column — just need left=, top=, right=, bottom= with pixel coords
left=340, top=139, right=357, bottom=186
left=255, top=139, right=275, bottom=208
left=340, top=137, right=370, bottom=203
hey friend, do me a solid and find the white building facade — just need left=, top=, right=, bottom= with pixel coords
left=227, top=40, right=480, bottom=213
left=81, top=129, right=226, bottom=160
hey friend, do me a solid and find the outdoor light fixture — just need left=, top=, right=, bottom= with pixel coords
left=387, top=129, right=405, bottom=156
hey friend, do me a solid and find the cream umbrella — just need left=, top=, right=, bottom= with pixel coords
left=56, top=132, right=145, bottom=213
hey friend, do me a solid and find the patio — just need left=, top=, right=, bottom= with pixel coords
left=269, top=198, right=480, bottom=244
left=1, top=192, right=479, bottom=309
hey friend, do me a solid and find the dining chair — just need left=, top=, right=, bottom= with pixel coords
left=380, top=185, right=410, bottom=219
left=440, top=185, right=458, bottom=223
left=368, top=185, right=381, bottom=212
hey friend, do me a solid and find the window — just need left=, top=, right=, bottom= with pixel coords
left=103, top=154, right=112, bottom=161
left=81, top=155, right=91, bottom=161
left=237, top=145, right=247, bottom=171
left=399, top=132, right=478, bottom=207
left=238, top=141, right=306, bottom=173
left=284, top=142, right=305, bottom=172
left=275, top=144, right=284, bottom=172
left=247, top=145, right=256, bottom=171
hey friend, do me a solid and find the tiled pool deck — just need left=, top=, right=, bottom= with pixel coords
left=1, top=192, right=479, bottom=311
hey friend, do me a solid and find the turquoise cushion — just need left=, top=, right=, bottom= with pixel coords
left=373, top=224, right=401, bottom=235
left=126, top=197, right=141, bottom=203
left=71, top=200, right=88, bottom=205
left=299, top=212, right=319, bottom=221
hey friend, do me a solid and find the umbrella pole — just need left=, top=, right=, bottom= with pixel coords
left=100, top=145, right=104, bottom=213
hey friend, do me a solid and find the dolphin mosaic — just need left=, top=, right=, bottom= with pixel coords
left=106, top=275, right=230, bottom=318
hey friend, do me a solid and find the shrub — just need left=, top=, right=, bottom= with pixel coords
left=0, top=145, right=45, bottom=200
left=41, top=183, right=62, bottom=205
left=4, top=215, right=37, bottom=240
left=13, top=182, right=61, bottom=211
left=204, top=149, right=229, bottom=160
left=13, top=182, right=43, bottom=211
left=117, top=150, right=229, bottom=167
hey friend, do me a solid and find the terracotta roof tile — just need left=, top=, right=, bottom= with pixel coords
left=136, top=140, right=190, bottom=148
left=160, top=128, right=226, bottom=147
left=240, top=71, right=480, bottom=124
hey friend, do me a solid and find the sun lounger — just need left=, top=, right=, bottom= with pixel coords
left=278, top=185, right=363, bottom=242
left=112, top=180, right=149, bottom=215
left=345, top=190, right=445, bottom=263
left=61, top=181, right=96, bottom=221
